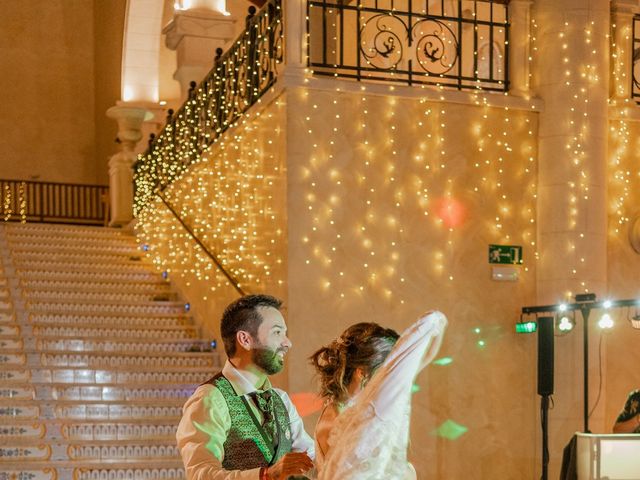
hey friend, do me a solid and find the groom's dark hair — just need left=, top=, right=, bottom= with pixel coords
left=220, top=294, right=283, bottom=357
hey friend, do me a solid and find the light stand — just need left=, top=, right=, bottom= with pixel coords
left=537, top=316, right=554, bottom=480
left=521, top=295, right=640, bottom=478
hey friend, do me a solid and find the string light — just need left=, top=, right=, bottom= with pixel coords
left=3, top=185, right=12, bottom=221
left=18, top=182, right=26, bottom=223
left=135, top=101, right=287, bottom=299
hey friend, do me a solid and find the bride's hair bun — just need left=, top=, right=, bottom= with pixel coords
left=309, top=323, right=399, bottom=403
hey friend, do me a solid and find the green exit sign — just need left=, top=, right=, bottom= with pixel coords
left=489, top=245, right=523, bottom=265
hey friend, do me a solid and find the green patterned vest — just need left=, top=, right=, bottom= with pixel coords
left=205, top=373, right=294, bottom=470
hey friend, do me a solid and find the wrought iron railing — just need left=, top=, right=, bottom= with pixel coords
left=0, top=179, right=109, bottom=226
left=307, top=0, right=509, bottom=91
left=156, top=193, right=247, bottom=296
left=632, top=15, right=640, bottom=102
left=134, top=0, right=283, bottom=214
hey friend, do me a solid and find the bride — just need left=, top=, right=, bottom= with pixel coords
left=309, top=311, right=448, bottom=479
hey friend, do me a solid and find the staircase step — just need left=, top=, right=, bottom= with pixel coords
left=17, top=269, right=166, bottom=288
left=28, top=313, right=194, bottom=329
left=15, top=259, right=152, bottom=273
left=1, top=439, right=180, bottom=460
left=0, top=337, right=24, bottom=349
left=23, top=290, right=179, bottom=303
left=12, top=250, right=147, bottom=265
left=35, top=337, right=212, bottom=353
left=4, top=416, right=180, bottom=430
left=0, top=403, right=40, bottom=419
left=0, top=324, right=19, bottom=336
left=40, top=352, right=216, bottom=369
left=0, top=311, right=16, bottom=324
left=0, top=422, right=45, bottom=439
left=10, top=242, right=141, bottom=256
left=0, top=399, right=185, bottom=420
left=62, top=422, right=178, bottom=441
left=0, top=386, right=35, bottom=400
left=0, top=382, right=199, bottom=402
left=0, top=368, right=30, bottom=382
left=50, top=384, right=198, bottom=402
left=27, top=298, right=187, bottom=315
left=0, top=366, right=211, bottom=385
left=21, top=279, right=172, bottom=295
left=0, top=444, right=51, bottom=462
left=26, top=301, right=188, bottom=316
left=4, top=222, right=126, bottom=238
left=16, top=268, right=163, bottom=283
left=0, top=461, right=185, bottom=480
left=30, top=324, right=198, bottom=339
left=0, top=353, right=27, bottom=366
left=5, top=226, right=136, bottom=243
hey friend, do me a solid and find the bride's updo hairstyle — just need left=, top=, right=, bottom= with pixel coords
left=310, top=322, right=399, bottom=404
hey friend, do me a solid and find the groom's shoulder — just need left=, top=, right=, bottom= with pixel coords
left=184, top=381, right=227, bottom=409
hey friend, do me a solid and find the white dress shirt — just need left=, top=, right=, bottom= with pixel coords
left=176, top=360, right=315, bottom=480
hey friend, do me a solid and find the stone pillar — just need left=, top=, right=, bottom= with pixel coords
left=285, top=0, right=305, bottom=68
left=534, top=1, right=610, bottom=477
left=508, top=0, right=533, bottom=97
left=611, top=0, right=640, bottom=101
left=163, top=8, right=236, bottom=100
left=535, top=0, right=609, bottom=303
left=106, top=104, right=153, bottom=227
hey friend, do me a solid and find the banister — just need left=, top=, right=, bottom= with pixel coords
left=156, top=193, right=247, bottom=297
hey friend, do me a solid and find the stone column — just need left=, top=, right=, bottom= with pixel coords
left=534, top=1, right=610, bottom=477
left=508, top=0, right=533, bottom=97
left=163, top=8, right=236, bottom=100
left=106, top=104, right=153, bottom=227
left=535, top=0, right=609, bottom=303
left=611, top=0, right=640, bottom=101
left=284, top=0, right=305, bottom=68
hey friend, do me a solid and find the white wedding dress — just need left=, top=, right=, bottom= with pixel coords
left=317, top=311, right=447, bottom=480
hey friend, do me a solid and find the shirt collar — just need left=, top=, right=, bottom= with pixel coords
left=222, top=359, right=272, bottom=396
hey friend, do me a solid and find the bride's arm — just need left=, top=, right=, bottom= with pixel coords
left=419, top=313, right=447, bottom=370
left=364, top=311, right=448, bottom=420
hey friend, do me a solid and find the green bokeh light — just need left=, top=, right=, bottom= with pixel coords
left=431, top=419, right=468, bottom=440
left=411, top=384, right=421, bottom=394
left=433, top=356, right=453, bottom=366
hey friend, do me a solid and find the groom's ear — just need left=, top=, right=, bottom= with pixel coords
left=236, top=331, right=253, bottom=351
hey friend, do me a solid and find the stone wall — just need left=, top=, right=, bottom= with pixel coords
left=0, top=0, right=125, bottom=185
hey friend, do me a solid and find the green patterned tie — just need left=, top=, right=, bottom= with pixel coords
left=252, top=390, right=277, bottom=445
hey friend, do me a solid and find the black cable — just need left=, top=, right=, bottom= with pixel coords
left=588, top=334, right=604, bottom=419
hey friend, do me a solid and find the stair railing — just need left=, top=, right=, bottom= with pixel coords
left=157, top=193, right=246, bottom=297
left=0, top=179, right=109, bottom=226
left=134, top=0, right=283, bottom=215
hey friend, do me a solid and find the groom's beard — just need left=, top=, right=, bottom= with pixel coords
left=252, top=346, right=287, bottom=375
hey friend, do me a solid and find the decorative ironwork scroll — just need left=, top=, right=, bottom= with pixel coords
left=633, top=15, right=640, bottom=102
left=134, top=0, right=283, bottom=214
left=307, top=0, right=509, bottom=92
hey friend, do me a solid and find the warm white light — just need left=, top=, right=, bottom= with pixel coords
left=598, top=313, right=614, bottom=330
left=558, top=315, right=574, bottom=332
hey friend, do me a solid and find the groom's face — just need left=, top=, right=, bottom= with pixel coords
left=251, top=306, right=292, bottom=375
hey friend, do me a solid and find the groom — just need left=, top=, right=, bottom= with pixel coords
left=176, top=294, right=315, bottom=480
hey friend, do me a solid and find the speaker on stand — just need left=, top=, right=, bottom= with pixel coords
left=537, top=316, right=554, bottom=480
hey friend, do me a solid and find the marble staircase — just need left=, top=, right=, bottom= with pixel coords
left=0, top=223, right=220, bottom=480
